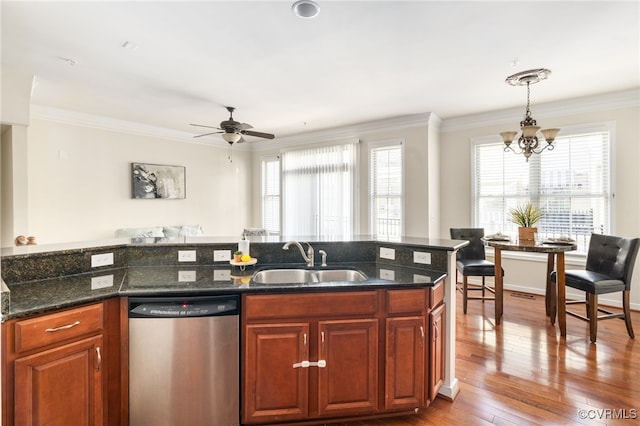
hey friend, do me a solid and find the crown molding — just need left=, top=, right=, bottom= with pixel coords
left=30, top=106, right=432, bottom=153
left=253, top=112, right=433, bottom=152
left=29, top=105, right=251, bottom=151
left=440, top=89, right=639, bottom=133
left=32, top=88, right=636, bottom=151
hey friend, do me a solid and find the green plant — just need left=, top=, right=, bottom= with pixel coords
left=509, top=203, right=543, bottom=227
left=234, top=250, right=242, bottom=255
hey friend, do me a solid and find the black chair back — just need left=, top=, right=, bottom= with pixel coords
left=450, top=228, right=486, bottom=261
left=585, top=234, right=640, bottom=289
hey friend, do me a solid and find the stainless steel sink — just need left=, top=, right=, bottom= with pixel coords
left=251, top=269, right=315, bottom=284
left=314, top=269, right=367, bottom=282
left=251, top=268, right=367, bottom=284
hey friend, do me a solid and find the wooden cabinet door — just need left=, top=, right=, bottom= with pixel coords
left=428, top=303, right=446, bottom=402
left=243, top=323, right=310, bottom=424
left=14, top=335, right=103, bottom=426
left=385, top=316, right=425, bottom=410
left=317, top=319, right=378, bottom=417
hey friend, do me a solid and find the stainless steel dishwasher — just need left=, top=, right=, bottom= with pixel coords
left=128, top=295, right=239, bottom=426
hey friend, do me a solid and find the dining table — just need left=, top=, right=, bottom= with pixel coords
left=486, top=239, right=578, bottom=337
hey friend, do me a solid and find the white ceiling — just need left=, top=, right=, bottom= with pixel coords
left=2, top=1, right=639, bottom=142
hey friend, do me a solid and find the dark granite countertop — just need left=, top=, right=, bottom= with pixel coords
left=5, top=268, right=127, bottom=320
left=3, top=262, right=446, bottom=320
left=1, top=236, right=467, bottom=321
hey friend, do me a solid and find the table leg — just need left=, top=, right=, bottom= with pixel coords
left=557, top=253, right=566, bottom=337
left=494, top=247, right=503, bottom=325
left=545, top=253, right=557, bottom=324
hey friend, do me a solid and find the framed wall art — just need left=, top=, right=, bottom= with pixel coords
left=131, top=163, right=186, bottom=199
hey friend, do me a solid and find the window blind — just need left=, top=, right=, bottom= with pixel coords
left=473, top=125, right=611, bottom=254
left=370, top=144, right=403, bottom=238
left=261, top=156, right=281, bottom=234
left=282, top=143, right=356, bottom=238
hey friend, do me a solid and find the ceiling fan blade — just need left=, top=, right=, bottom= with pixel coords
left=193, top=131, right=222, bottom=138
left=237, top=122, right=253, bottom=130
left=241, top=130, right=275, bottom=139
left=190, top=123, right=221, bottom=130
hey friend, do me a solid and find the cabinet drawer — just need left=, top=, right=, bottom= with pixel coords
left=14, top=303, right=104, bottom=353
left=386, top=289, right=426, bottom=314
left=429, top=282, right=444, bottom=309
left=244, top=291, right=378, bottom=321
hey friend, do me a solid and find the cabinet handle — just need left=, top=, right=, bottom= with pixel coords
left=292, top=360, right=327, bottom=369
left=45, top=321, right=80, bottom=332
left=96, top=347, right=102, bottom=371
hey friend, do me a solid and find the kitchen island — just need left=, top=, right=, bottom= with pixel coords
left=1, top=235, right=466, bottom=425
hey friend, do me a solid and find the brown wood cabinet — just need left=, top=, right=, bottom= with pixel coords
left=243, top=285, right=446, bottom=425
left=385, top=315, right=425, bottom=410
left=14, top=335, right=104, bottom=425
left=242, top=292, right=379, bottom=424
left=244, top=323, right=310, bottom=423
left=428, top=302, right=446, bottom=401
left=317, top=319, right=378, bottom=417
left=2, top=299, right=123, bottom=426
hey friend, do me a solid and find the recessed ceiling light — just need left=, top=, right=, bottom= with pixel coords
left=292, top=0, right=320, bottom=18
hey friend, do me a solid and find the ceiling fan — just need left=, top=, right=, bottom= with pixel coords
left=190, top=106, right=275, bottom=145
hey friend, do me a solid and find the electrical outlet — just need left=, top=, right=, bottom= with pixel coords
left=413, top=251, right=431, bottom=265
left=178, top=270, right=196, bottom=282
left=379, top=247, right=395, bottom=260
left=91, top=253, right=114, bottom=268
left=91, top=274, right=114, bottom=290
left=178, top=250, right=197, bottom=262
left=213, top=269, right=231, bottom=281
left=213, top=250, right=231, bottom=262
left=379, top=268, right=395, bottom=280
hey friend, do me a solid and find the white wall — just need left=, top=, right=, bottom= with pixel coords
left=0, top=68, right=33, bottom=126
left=21, top=115, right=253, bottom=243
left=439, top=90, right=640, bottom=309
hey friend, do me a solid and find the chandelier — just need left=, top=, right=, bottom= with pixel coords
left=499, top=68, right=560, bottom=162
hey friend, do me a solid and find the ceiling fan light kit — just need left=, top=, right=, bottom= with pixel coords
left=500, top=68, right=560, bottom=162
left=292, top=0, right=320, bottom=18
left=190, top=106, right=275, bottom=146
left=222, top=133, right=242, bottom=144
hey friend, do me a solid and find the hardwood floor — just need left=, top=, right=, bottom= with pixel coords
left=341, top=290, right=640, bottom=426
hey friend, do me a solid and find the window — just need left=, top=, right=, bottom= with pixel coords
left=473, top=123, right=611, bottom=254
left=261, top=156, right=281, bottom=234
left=282, top=142, right=357, bottom=238
left=370, top=142, right=403, bottom=238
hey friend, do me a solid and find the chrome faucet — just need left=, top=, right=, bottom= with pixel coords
left=283, top=241, right=314, bottom=267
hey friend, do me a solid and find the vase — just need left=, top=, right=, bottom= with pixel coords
left=518, top=226, right=537, bottom=243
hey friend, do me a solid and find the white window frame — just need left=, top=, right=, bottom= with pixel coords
left=471, top=122, right=614, bottom=256
left=261, top=155, right=281, bottom=235
left=369, top=139, right=404, bottom=239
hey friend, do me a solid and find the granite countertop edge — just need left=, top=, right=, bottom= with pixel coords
left=2, top=263, right=447, bottom=321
